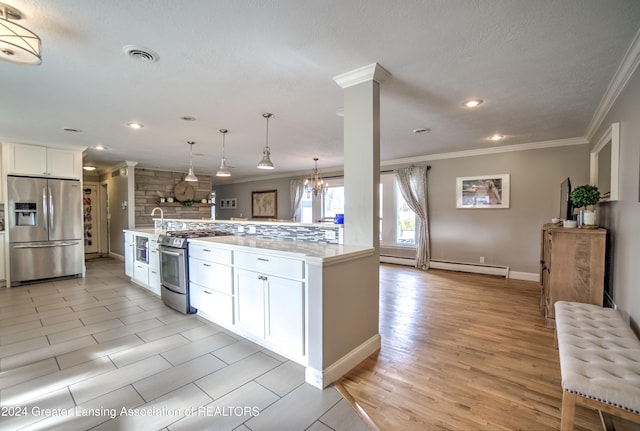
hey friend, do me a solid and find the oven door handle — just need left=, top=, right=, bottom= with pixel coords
left=160, top=249, right=183, bottom=257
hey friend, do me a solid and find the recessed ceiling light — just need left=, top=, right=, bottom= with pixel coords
left=127, top=122, right=144, bottom=129
left=463, top=99, right=484, bottom=108
left=94, top=144, right=106, bottom=150
left=413, top=128, right=431, bottom=134
left=82, top=165, right=96, bottom=171
left=489, top=134, right=505, bottom=141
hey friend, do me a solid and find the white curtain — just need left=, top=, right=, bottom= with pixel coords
left=395, top=166, right=430, bottom=269
left=289, top=179, right=305, bottom=221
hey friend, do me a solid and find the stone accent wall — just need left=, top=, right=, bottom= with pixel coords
left=135, top=168, right=212, bottom=226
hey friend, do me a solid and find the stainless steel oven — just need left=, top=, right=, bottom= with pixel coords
left=158, top=230, right=231, bottom=314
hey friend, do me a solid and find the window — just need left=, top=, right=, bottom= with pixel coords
left=322, top=185, right=344, bottom=219
left=300, top=193, right=313, bottom=223
left=379, top=173, right=416, bottom=247
left=396, top=183, right=416, bottom=245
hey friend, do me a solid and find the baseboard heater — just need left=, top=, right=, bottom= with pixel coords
left=379, top=255, right=416, bottom=266
left=429, top=259, right=510, bottom=278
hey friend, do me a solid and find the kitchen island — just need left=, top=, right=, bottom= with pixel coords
left=187, top=236, right=379, bottom=389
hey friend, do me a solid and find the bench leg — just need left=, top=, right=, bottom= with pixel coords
left=561, top=391, right=577, bottom=431
left=599, top=410, right=616, bottom=431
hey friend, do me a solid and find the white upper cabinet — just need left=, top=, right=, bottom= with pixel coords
left=5, top=144, right=82, bottom=178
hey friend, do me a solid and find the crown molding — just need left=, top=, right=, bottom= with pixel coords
left=333, top=63, right=391, bottom=88
left=585, top=27, right=640, bottom=141
left=380, top=137, right=588, bottom=167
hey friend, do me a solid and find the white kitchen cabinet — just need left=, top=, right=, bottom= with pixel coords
left=234, top=252, right=306, bottom=359
left=265, top=276, right=305, bottom=356
left=148, top=267, right=161, bottom=295
left=6, top=143, right=82, bottom=178
left=190, top=283, right=234, bottom=326
left=0, top=233, right=6, bottom=282
left=235, top=268, right=266, bottom=337
left=188, top=242, right=234, bottom=324
left=133, top=261, right=149, bottom=286
left=124, top=232, right=134, bottom=277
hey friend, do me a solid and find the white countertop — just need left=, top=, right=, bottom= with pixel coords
left=189, top=236, right=373, bottom=264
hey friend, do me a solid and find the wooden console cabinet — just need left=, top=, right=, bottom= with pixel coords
left=539, top=224, right=606, bottom=328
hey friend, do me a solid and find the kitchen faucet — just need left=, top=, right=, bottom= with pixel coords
left=151, top=207, right=164, bottom=231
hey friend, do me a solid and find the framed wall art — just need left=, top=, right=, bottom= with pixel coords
left=252, top=190, right=277, bottom=218
left=456, top=174, right=510, bottom=209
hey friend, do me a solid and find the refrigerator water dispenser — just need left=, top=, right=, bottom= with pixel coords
left=15, top=203, right=37, bottom=226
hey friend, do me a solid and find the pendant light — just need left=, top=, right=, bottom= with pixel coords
left=0, top=2, right=41, bottom=65
left=216, top=129, right=231, bottom=177
left=257, top=113, right=275, bottom=169
left=304, top=158, right=329, bottom=198
left=184, top=141, right=198, bottom=182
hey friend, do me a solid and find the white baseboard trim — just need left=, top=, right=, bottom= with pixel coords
left=509, top=271, right=540, bottom=282
left=305, top=333, right=381, bottom=389
left=110, top=252, right=124, bottom=262
left=429, top=259, right=509, bottom=278
left=380, top=256, right=416, bottom=266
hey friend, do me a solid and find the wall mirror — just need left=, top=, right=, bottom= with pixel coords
left=590, top=122, right=620, bottom=201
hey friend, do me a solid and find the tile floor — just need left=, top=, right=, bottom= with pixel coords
left=0, top=258, right=369, bottom=431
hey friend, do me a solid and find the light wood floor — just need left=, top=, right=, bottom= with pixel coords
left=342, top=265, right=640, bottom=431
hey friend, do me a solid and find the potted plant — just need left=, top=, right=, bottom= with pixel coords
left=570, top=184, right=600, bottom=227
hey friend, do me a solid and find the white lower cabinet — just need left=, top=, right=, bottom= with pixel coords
left=190, top=282, right=234, bottom=326
left=124, top=232, right=134, bottom=277
left=188, top=240, right=307, bottom=364
left=235, top=269, right=266, bottom=337
left=148, top=267, right=161, bottom=295
left=133, top=262, right=149, bottom=286
left=235, top=267, right=305, bottom=359
left=265, top=276, right=305, bottom=357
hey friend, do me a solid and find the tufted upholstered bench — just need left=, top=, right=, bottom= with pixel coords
left=555, top=301, right=640, bottom=430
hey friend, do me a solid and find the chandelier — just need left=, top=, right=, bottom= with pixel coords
left=304, top=158, right=328, bottom=198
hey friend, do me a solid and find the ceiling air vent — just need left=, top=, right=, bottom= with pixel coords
left=122, top=45, right=159, bottom=63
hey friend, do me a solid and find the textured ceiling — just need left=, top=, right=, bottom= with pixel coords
left=1, top=0, right=639, bottom=183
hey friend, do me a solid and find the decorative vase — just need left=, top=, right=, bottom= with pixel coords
left=580, top=208, right=597, bottom=227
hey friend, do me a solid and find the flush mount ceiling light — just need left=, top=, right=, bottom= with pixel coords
left=304, top=158, right=328, bottom=198
left=94, top=144, right=106, bottom=150
left=0, top=2, right=41, bottom=65
left=489, top=133, right=505, bottom=141
left=463, top=98, right=484, bottom=108
left=257, top=113, right=275, bottom=170
left=184, top=141, right=198, bottom=182
left=82, top=165, right=96, bottom=171
left=216, top=129, right=231, bottom=177
left=127, top=122, right=144, bottom=129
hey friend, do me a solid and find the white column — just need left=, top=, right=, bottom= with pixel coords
left=333, top=63, right=390, bottom=248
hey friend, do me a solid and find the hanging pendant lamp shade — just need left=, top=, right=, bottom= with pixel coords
left=0, top=3, right=41, bottom=65
left=216, top=129, right=231, bottom=177
left=257, top=113, right=275, bottom=169
left=184, top=141, right=198, bottom=182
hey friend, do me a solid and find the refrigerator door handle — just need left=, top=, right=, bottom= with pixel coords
left=13, top=242, right=80, bottom=249
left=48, top=187, right=54, bottom=232
left=13, top=243, right=59, bottom=249
left=42, top=187, right=49, bottom=234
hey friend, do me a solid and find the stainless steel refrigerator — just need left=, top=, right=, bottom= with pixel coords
left=8, top=175, right=84, bottom=285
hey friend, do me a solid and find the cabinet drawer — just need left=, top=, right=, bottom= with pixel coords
left=133, top=263, right=149, bottom=286
left=190, top=282, right=234, bottom=326
left=234, top=251, right=304, bottom=279
left=189, top=258, right=233, bottom=295
left=189, top=243, right=232, bottom=264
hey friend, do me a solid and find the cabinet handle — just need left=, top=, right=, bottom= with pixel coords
left=203, top=249, right=211, bottom=252
left=151, top=270, right=157, bottom=274
left=257, top=258, right=269, bottom=262
left=203, top=264, right=211, bottom=267
left=204, top=290, right=212, bottom=295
